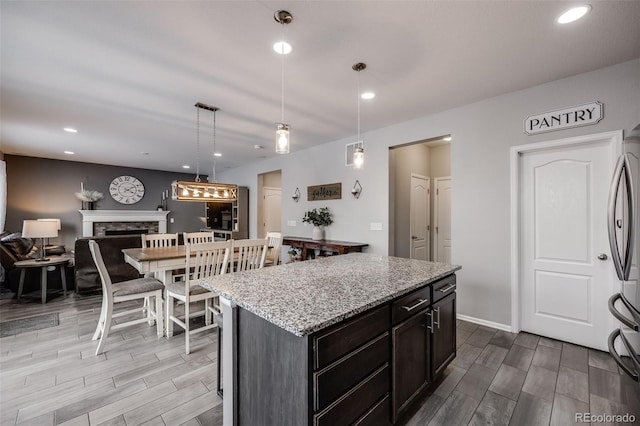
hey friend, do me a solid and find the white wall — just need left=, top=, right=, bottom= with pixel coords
left=219, top=59, right=640, bottom=327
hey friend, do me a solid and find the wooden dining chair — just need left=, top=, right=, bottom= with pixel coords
left=232, top=238, right=269, bottom=272
left=166, top=240, right=231, bottom=354
left=88, top=240, right=164, bottom=356
left=183, top=231, right=215, bottom=245
left=264, top=231, right=283, bottom=267
left=142, top=233, right=179, bottom=248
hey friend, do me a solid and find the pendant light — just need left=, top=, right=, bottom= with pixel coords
left=274, top=10, right=292, bottom=154
left=352, top=62, right=366, bottom=169
left=172, top=103, right=237, bottom=202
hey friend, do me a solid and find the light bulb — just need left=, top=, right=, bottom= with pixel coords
left=276, top=123, right=290, bottom=154
left=353, top=147, right=364, bottom=169
left=193, top=189, right=199, bottom=197
left=204, top=190, right=210, bottom=197
left=224, top=190, right=229, bottom=198
left=182, top=187, right=189, bottom=196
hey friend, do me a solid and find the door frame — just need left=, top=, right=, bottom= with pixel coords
left=509, top=130, right=623, bottom=333
left=434, top=176, right=452, bottom=263
left=409, top=173, right=430, bottom=260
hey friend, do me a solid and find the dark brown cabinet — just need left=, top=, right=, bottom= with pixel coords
left=431, top=292, right=456, bottom=378
left=391, top=308, right=430, bottom=422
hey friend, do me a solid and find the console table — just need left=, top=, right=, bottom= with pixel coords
left=283, top=236, right=368, bottom=260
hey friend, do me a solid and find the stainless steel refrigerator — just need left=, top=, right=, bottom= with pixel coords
left=608, top=124, right=640, bottom=381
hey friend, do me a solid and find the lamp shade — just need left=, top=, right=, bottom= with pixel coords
left=37, top=218, right=61, bottom=230
left=22, top=220, right=59, bottom=238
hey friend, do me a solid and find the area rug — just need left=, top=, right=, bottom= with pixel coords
left=0, top=313, right=60, bottom=337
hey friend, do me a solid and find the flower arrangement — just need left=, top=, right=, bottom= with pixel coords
left=302, top=207, right=333, bottom=227
left=75, top=189, right=104, bottom=202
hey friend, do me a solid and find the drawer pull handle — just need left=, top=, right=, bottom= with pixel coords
left=402, top=298, right=429, bottom=312
left=439, top=284, right=456, bottom=293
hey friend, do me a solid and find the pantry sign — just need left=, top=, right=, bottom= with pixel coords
left=524, top=101, right=603, bottom=135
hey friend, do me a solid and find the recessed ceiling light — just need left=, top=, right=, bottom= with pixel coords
left=141, top=152, right=149, bottom=156
left=361, top=92, right=375, bottom=100
left=273, top=41, right=292, bottom=55
left=182, top=165, right=190, bottom=169
left=63, top=150, right=74, bottom=155
left=63, top=127, right=77, bottom=133
left=254, top=144, right=264, bottom=150
left=214, top=152, right=222, bottom=157
left=443, top=136, right=452, bottom=142
left=557, top=5, right=591, bottom=24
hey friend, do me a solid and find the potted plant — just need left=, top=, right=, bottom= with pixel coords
left=303, top=207, right=333, bottom=240
left=75, top=189, right=104, bottom=210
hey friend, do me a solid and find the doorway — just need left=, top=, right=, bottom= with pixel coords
left=389, top=136, right=451, bottom=261
left=434, top=177, right=452, bottom=263
left=257, top=170, right=282, bottom=237
left=512, top=131, right=621, bottom=350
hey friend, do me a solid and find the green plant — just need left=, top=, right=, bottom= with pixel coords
left=302, top=207, right=333, bottom=227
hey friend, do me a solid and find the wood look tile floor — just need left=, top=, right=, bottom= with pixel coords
left=1, top=291, right=639, bottom=425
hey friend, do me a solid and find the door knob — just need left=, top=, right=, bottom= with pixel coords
left=411, top=236, right=418, bottom=240
left=598, top=253, right=608, bottom=260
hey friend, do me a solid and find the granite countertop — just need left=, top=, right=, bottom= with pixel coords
left=198, top=253, right=461, bottom=337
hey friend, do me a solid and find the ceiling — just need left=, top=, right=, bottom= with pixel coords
left=1, top=1, right=639, bottom=174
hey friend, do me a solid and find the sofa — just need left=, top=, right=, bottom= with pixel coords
left=0, top=231, right=72, bottom=294
left=74, top=235, right=143, bottom=293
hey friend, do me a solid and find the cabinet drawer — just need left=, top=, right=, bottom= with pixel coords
left=432, top=274, right=456, bottom=303
left=392, top=286, right=431, bottom=325
left=354, top=394, right=391, bottom=426
left=314, top=305, right=390, bottom=370
left=314, top=333, right=389, bottom=411
left=313, top=364, right=390, bottom=426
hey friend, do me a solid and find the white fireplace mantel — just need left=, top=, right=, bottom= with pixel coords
left=79, top=210, right=170, bottom=237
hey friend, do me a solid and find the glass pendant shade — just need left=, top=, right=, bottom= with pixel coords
left=353, top=146, right=365, bottom=169
left=276, top=123, right=290, bottom=154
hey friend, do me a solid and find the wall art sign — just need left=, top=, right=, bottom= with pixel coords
left=524, top=101, right=603, bottom=135
left=307, top=183, right=342, bottom=201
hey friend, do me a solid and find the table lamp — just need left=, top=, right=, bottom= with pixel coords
left=22, top=219, right=59, bottom=262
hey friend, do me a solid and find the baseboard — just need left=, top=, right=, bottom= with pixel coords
left=457, top=314, right=513, bottom=332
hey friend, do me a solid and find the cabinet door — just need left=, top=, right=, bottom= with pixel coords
left=391, top=308, right=430, bottom=422
left=431, top=292, right=456, bottom=378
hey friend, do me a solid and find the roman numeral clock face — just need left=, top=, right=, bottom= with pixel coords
left=109, top=175, right=145, bottom=204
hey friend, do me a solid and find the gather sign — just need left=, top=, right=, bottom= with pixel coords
left=524, top=101, right=603, bottom=135
left=307, top=183, right=342, bottom=201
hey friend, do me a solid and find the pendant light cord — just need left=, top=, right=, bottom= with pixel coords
left=212, top=109, right=217, bottom=183
left=195, top=106, right=201, bottom=182
left=357, top=70, right=361, bottom=142
left=281, top=22, right=285, bottom=123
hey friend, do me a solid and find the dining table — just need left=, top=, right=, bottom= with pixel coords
left=122, top=245, right=189, bottom=285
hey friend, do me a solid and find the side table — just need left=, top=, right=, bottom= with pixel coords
left=15, top=256, right=69, bottom=304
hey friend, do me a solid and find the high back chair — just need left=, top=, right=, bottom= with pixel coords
left=232, top=238, right=269, bottom=272
left=88, top=240, right=164, bottom=356
left=183, top=231, right=215, bottom=245
left=142, top=233, right=179, bottom=248
left=165, top=240, right=231, bottom=354
left=264, top=231, right=283, bottom=267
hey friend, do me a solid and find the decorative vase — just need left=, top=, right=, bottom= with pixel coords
left=312, top=226, right=324, bottom=241
left=82, top=201, right=95, bottom=210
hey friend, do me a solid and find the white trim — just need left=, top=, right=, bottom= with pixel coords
left=79, top=210, right=170, bottom=237
left=457, top=314, right=512, bottom=333
left=509, top=130, right=623, bottom=334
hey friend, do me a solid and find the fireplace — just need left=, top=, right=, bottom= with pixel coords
left=79, top=210, right=169, bottom=237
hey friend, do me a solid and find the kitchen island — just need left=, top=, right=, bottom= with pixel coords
left=199, top=253, right=461, bottom=426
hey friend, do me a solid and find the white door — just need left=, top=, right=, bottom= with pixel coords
left=434, top=177, right=452, bottom=263
left=263, top=187, right=281, bottom=236
left=410, top=174, right=430, bottom=261
left=520, top=138, right=615, bottom=350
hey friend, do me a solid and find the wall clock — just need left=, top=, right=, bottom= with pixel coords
left=109, top=175, right=145, bottom=204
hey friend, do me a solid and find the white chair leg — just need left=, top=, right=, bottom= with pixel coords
left=166, top=295, right=174, bottom=338
left=155, top=294, right=164, bottom=338
left=95, top=302, right=113, bottom=355
left=92, top=296, right=108, bottom=340
left=205, top=299, right=212, bottom=325
left=185, top=300, right=190, bottom=355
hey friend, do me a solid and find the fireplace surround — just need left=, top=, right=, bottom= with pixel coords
left=79, top=210, right=169, bottom=237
